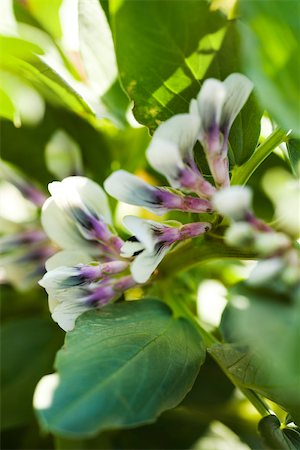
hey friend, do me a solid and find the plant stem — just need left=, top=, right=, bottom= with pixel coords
left=158, top=236, right=257, bottom=278
left=231, top=128, right=288, bottom=186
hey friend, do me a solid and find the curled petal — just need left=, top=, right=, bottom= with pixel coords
left=51, top=300, right=91, bottom=331
left=42, top=198, right=99, bottom=254
left=146, top=114, right=200, bottom=189
left=105, top=170, right=213, bottom=213
left=130, top=245, right=170, bottom=283
left=104, top=170, right=166, bottom=215
left=48, top=176, right=112, bottom=225
left=122, top=215, right=162, bottom=253
left=198, top=79, right=226, bottom=138
left=45, top=250, right=92, bottom=271
left=221, top=73, right=253, bottom=133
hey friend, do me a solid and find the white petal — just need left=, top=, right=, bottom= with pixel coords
left=121, top=240, right=144, bottom=258
left=197, top=79, right=226, bottom=133
left=123, top=216, right=160, bottom=252
left=41, top=198, right=99, bottom=254
left=51, top=300, right=91, bottom=331
left=221, top=73, right=253, bottom=130
left=212, top=186, right=252, bottom=221
left=39, top=266, right=78, bottom=291
left=104, top=170, right=165, bottom=215
left=189, top=98, right=200, bottom=118
left=130, top=246, right=170, bottom=283
left=247, top=258, right=284, bottom=287
left=146, top=114, right=200, bottom=187
left=45, top=250, right=92, bottom=271
left=49, top=176, right=112, bottom=225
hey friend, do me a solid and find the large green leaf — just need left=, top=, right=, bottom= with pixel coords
left=216, top=282, right=300, bottom=423
left=239, top=0, right=300, bottom=137
left=35, top=299, right=205, bottom=437
left=228, top=92, right=262, bottom=166
left=110, top=0, right=227, bottom=132
left=0, top=316, right=63, bottom=430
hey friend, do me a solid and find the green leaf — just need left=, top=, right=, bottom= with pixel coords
left=228, top=93, right=262, bottom=166
left=0, top=35, right=95, bottom=119
left=287, top=138, right=300, bottom=176
left=25, top=0, right=63, bottom=39
left=0, top=87, right=16, bottom=122
left=258, top=415, right=300, bottom=450
left=35, top=299, right=205, bottom=437
left=0, top=316, right=63, bottom=430
left=217, top=282, right=300, bottom=423
left=110, top=0, right=227, bottom=132
left=239, top=0, right=300, bottom=137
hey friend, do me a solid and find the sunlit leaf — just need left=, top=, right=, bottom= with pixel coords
left=239, top=0, right=300, bottom=136
left=0, top=316, right=62, bottom=430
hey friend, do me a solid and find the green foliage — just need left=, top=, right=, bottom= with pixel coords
left=0, top=1, right=299, bottom=448
left=218, top=282, right=300, bottom=423
left=239, top=0, right=300, bottom=136
left=287, top=138, right=300, bottom=176
left=258, top=415, right=300, bottom=450
left=36, top=300, right=205, bottom=437
left=1, top=316, right=63, bottom=430
left=110, top=0, right=227, bottom=132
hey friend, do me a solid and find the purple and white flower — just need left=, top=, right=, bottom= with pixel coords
left=39, top=176, right=135, bottom=331
left=146, top=114, right=216, bottom=198
left=193, top=74, right=253, bottom=187
left=104, top=170, right=213, bottom=215
left=121, top=216, right=211, bottom=283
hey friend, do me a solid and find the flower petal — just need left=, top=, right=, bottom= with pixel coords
left=104, top=170, right=166, bottom=215
left=49, top=176, right=112, bottom=225
left=130, top=245, right=170, bottom=283
left=197, top=79, right=226, bottom=135
left=41, top=197, right=98, bottom=253
left=221, top=73, right=253, bottom=132
left=51, top=300, right=91, bottom=331
left=121, top=238, right=144, bottom=258
left=123, top=215, right=161, bottom=253
left=146, top=114, right=200, bottom=188
left=45, top=250, right=92, bottom=271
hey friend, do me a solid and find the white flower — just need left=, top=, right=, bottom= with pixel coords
left=121, top=216, right=179, bottom=283
left=192, top=73, right=253, bottom=187
left=196, top=73, right=254, bottom=151
left=38, top=176, right=134, bottom=331
left=104, top=170, right=213, bottom=214
left=41, top=176, right=118, bottom=257
left=247, top=258, right=284, bottom=286
left=145, top=114, right=215, bottom=197
left=122, top=216, right=211, bottom=283
left=212, top=186, right=252, bottom=221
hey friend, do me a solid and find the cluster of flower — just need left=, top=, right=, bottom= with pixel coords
left=37, top=73, right=256, bottom=330
left=0, top=160, right=54, bottom=291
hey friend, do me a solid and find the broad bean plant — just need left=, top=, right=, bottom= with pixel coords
left=0, top=1, right=299, bottom=449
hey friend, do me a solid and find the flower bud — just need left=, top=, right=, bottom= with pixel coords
left=225, top=222, right=255, bottom=247
left=212, top=186, right=252, bottom=221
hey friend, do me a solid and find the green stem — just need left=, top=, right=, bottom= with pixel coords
left=231, top=128, right=288, bottom=186
left=158, top=236, right=257, bottom=279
